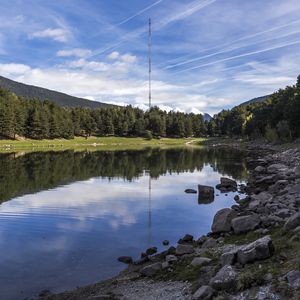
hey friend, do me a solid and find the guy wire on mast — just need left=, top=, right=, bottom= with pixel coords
left=148, top=18, right=152, bottom=108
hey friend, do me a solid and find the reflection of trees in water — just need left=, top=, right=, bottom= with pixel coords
left=0, top=147, right=248, bottom=203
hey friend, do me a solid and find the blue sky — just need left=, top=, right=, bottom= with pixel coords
left=1, top=0, right=300, bottom=115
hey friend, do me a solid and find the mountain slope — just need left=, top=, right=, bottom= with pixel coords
left=239, top=95, right=270, bottom=107
left=0, top=75, right=113, bottom=109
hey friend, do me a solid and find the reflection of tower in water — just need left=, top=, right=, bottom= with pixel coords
left=145, top=170, right=152, bottom=245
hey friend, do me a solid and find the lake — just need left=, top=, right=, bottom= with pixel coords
left=0, top=147, right=248, bottom=300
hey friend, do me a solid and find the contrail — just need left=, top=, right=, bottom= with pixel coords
left=175, top=39, right=300, bottom=73
left=115, top=0, right=164, bottom=27
left=164, top=18, right=300, bottom=69
left=165, top=27, right=300, bottom=69
left=89, top=0, right=217, bottom=58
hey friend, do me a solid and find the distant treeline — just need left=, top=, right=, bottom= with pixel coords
left=0, top=88, right=207, bottom=140
left=209, top=75, right=300, bottom=142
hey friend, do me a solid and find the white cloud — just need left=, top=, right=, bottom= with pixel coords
left=121, top=53, right=137, bottom=63
left=29, top=28, right=70, bottom=43
left=0, top=63, right=31, bottom=76
left=57, top=48, right=92, bottom=58
left=107, top=51, right=120, bottom=60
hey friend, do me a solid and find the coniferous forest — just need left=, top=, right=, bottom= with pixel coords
left=0, top=87, right=207, bottom=139
left=1, top=75, right=300, bottom=141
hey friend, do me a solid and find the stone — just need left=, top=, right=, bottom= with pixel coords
left=191, top=257, right=212, bottom=267
left=198, top=185, right=215, bottom=203
left=175, top=244, right=195, bottom=255
left=234, top=195, right=240, bottom=202
left=211, top=208, right=237, bottom=233
left=185, top=188, right=197, bottom=194
left=221, top=250, right=237, bottom=266
left=162, top=261, right=169, bottom=269
left=231, top=214, right=260, bottom=234
left=216, top=177, right=238, bottom=192
left=284, top=212, right=300, bottom=230
left=237, top=236, right=274, bottom=265
left=209, top=265, right=238, bottom=291
left=117, top=256, right=133, bottom=264
left=275, top=208, right=291, bottom=219
left=193, top=285, right=213, bottom=300
left=146, top=247, right=157, bottom=255
left=162, top=240, right=169, bottom=246
left=178, top=234, right=194, bottom=244
left=166, top=255, right=178, bottom=264
left=140, top=262, right=162, bottom=276
left=133, top=256, right=149, bottom=265
left=202, top=238, right=217, bottom=248
left=267, top=163, right=287, bottom=173
left=251, top=192, right=273, bottom=204
left=286, top=270, right=300, bottom=288
left=254, top=166, right=265, bottom=173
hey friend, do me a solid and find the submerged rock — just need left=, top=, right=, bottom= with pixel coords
left=118, top=256, right=133, bottom=264
left=185, top=188, right=197, bottom=194
left=162, top=240, right=169, bottom=246
left=211, top=208, right=237, bottom=233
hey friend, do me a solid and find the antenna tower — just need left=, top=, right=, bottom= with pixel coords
left=148, top=18, right=152, bottom=108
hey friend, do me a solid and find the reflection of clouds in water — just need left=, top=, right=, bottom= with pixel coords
left=0, top=168, right=218, bottom=231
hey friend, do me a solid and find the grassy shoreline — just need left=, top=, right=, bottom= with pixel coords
left=0, top=136, right=205, bottom=152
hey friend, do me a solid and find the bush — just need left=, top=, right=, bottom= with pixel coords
left=265, top=124, right=278, bottom=143
left=276, top=120, right=292, bottom=142
left=144, top=130, right=153, bottom=140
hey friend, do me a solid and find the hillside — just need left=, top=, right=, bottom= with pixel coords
left=239, top=95, right=270, bottom=107
left=0, top=75, right=113, bottom=109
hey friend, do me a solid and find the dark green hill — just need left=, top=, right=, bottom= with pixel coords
left=0, top=75, right=113, bottom=108
left=239, top=95, right=270, bottom=107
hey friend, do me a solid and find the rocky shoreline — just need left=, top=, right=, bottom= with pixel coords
left=41, top=142, right=300, bottom=300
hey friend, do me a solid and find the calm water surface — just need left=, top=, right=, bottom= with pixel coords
left=0, top=147, right=248, bottom=300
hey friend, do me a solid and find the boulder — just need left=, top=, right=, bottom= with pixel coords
left=216, top=177, right=238, bottom=192
left=237, top=235, right=274, bottom=265
left=193, top=285, right=213, bottom=300
left=146, top=247, right=157, bottom=255
left=185, top=188, right=197, bottom=194
left=221, top=250, right=238, bottom=266
left=117, top=256, right=133, bottom=264
left=191, top=257, right=212, bottom=267
left=198, top=185, right=215, bottom=203
left=211, top=208, right=237, bottom=233
left=178, top=234, right=194, bottom=244
left=284, top=212, right=300, bottom=230
left=254, top=166, right=265, bottom=173
left=202, top=238, right=217, bottom=248
left=286, top=270, right=300, bottom=288
left=166, top=255, right=178, bottom=264
left=140, top=262, right=162, bottom=276
left=175, top=244, right=195, bottom=255
left=231, top=214, right=260, bottom=234
left=209, top=265, right=238, bottom=291
left=267, top=163, right=287, bottom=173
left=162, top=240, right=169, bottom=246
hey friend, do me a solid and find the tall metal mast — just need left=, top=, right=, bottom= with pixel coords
left=148, top=18, right=152, bottom=108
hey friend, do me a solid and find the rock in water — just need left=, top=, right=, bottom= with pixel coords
left=209, top=265, right=238, bottom=291
left=216, top=177, right=238, bottom=192
left=193, top=285, right=213, bottom=300
left=231, top=214, right=260, bottom=234
left=198, top=185, right=214, bottom=203
left=185, top=188, right=197, bottom=194
left=162, top=240, right=169, bottom=246
left=146, top=247, right=157, bottom=255
left=237, top=235, right=274, bottom=265
left=211, top=208, right=237, bottom=233
left=117, top=256, right=133, bottom=264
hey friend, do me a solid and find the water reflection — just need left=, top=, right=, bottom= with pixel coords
left=0, top=147, right=248, bottom=300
